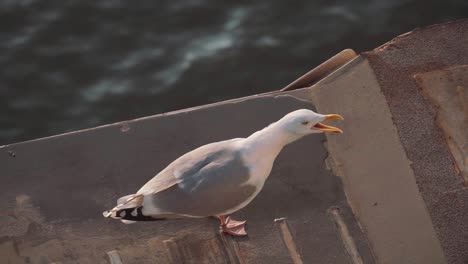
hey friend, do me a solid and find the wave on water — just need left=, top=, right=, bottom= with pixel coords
left=1, top=0, right=467, bottom=144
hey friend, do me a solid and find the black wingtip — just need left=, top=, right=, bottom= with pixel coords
left=117, top=207, right=166, bottom=222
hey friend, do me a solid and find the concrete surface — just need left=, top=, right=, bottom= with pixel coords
left=309, top=57, right=446, bottom=264
left=365, top=19, right=468, bottom=264
left=0, top=88, right=374, bottom=263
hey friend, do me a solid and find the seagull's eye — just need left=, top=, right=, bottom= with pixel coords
left=301, top=121, right=309, bottom=125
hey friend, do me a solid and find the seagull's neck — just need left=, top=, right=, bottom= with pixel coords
left=242, top=121, right=303, bottom=160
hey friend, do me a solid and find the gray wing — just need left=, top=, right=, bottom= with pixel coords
left=137, top=138, right=241, bottom=195
left=138, top=138, right=256, bottom=217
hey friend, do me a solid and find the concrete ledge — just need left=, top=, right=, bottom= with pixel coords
left=310, top=57, right=446, bottom=264
left=0, top=86, right=374, bottom=263
left=366, top=19, right=468, bottom=264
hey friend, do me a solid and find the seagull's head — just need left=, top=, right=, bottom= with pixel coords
left=278, top=109, right=344, bottom=136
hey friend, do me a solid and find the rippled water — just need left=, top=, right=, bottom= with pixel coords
left=1, top=0, right=467, bottom=145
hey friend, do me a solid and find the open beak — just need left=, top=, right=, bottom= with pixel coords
left=311, top=114, right=344, bottom=134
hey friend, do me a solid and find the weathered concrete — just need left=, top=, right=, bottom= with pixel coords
left=365, top=19, right=468, bottom=264
left=310, top=57, right=446, bottom=264
left=0, top=88, right=374, bottom=263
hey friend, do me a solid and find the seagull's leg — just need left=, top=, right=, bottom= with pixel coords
left=216, top=215, right=247, bottom=236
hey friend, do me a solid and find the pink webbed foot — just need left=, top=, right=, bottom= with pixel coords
left=216, top=215, right=248, bottom=236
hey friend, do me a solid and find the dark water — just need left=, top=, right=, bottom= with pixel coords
left=1, top=0, right=467, bottom=145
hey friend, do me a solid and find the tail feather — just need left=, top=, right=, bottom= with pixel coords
left=103, top=194, right=165, bottom=223
left=103, top=194, right=143, bottom=218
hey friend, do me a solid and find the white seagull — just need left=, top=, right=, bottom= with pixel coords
left=103, top=109, right=343, bottom=236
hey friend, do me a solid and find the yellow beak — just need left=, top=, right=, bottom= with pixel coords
left=311, top=114, right=344, bottom=134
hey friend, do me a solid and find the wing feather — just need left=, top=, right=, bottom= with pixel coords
left=136, top=138, right=242, bottom=195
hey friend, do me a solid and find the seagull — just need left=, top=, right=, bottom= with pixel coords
left=103, top=109, right=343, bottom=236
